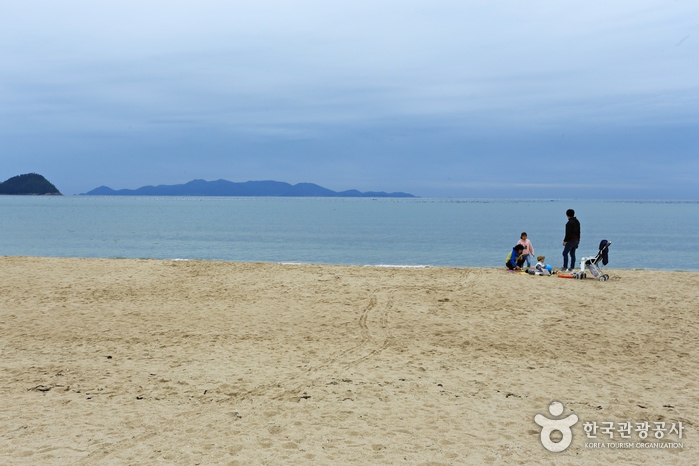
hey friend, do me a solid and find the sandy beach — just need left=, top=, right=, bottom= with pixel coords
left=0, top=256, right=696, bottom=465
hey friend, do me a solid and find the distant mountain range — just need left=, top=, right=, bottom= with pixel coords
left=0, top=173, right=61, bottom=195
left=82, top=179, right=416, bottom=198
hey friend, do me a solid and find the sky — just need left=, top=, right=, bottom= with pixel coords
left=1, top=1, right=698, bottom=198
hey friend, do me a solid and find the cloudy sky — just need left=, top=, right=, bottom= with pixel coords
left=1, top=0, right=697, bottom=197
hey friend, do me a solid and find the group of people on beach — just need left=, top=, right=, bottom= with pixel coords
left=505, top=209, right=581, bottom=274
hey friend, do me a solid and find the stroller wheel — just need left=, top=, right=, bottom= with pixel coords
left=599, top=275, right=607, bottom=281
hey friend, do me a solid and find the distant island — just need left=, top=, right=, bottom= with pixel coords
left=82, top=179, right=416, bottom=198
left=0, top=173, right=61, bottom=195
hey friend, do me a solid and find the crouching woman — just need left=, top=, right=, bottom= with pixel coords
left=505, top=244, right=526, bottom=271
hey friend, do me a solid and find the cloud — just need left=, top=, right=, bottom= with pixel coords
left=1, top=1, right=698, bottom=197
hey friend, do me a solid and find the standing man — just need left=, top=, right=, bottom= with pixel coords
left=562, top=209, right=580, bottom=271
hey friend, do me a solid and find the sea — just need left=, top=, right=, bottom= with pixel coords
left=1, top=196, right=698, bottom=271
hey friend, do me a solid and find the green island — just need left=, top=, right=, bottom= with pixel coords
left=0, top=173, right=62, bottom=195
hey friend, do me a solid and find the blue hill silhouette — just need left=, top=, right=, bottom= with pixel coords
left=82, top=179, right=415, bottom=198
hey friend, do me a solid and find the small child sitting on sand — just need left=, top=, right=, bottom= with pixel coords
left=527, top=255, right=552, bottom=275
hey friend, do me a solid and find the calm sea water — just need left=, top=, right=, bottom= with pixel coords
left=1, top=196, right=697, bottom=271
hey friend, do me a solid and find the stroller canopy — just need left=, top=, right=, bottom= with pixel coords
left=598, top=240, right=610, bottom=266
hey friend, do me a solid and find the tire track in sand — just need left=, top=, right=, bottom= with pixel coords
left=329, top=289, right=393, bottom=368
left=239, top=289, right=395, bottom=402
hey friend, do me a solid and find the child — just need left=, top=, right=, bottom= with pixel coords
left=517, top=232, right=535, bottom=267
left=505, top=244, right=525, bottom=270
left=534, top=255, right=551, bottom=275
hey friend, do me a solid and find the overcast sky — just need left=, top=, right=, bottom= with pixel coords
left=1, top=1, right=697, bottom=197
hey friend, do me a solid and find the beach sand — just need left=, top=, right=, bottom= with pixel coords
left=0, top=257, right=696, bottom=465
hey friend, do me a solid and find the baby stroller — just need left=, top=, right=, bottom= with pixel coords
left=576, top=240, right=611, bottom=281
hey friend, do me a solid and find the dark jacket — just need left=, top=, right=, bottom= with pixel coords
left=564, top=217, right=581, bottom=242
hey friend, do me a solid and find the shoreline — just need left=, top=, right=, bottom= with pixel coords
left=3, top=255, right=699, bottom=273
left=1, top=256, right=697, bottom=464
